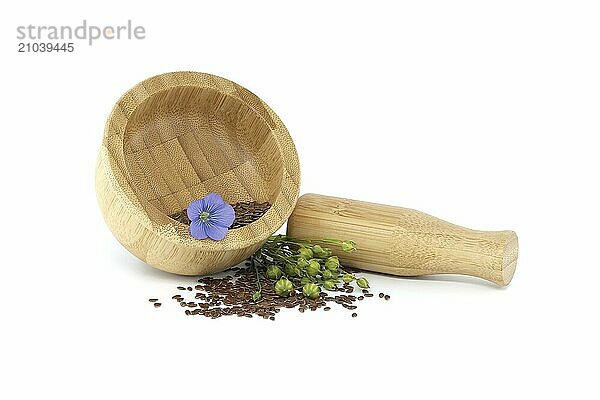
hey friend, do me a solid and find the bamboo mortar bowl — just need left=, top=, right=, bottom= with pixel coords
left=96, top=71, right=300, bottom=275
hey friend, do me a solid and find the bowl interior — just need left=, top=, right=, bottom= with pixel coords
left=122, top=86, right=285, bottom=218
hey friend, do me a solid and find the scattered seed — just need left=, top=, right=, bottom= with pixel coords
left=384, top=295, right=390, bottom=300
left=154, top=303, right=162, bottom=308
left=379, top=293, right=384, bottom=298
left=352, top=313, right=357, bottom=318
left=150, top=259, right=383, bottom=321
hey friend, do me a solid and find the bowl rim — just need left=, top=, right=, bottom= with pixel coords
left=100, top=71, right=300, bottom=251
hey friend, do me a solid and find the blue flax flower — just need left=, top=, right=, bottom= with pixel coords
left=187, top=193, right=235, bottom=241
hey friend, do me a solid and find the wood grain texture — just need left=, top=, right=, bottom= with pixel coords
left=286, top=194, right=518, bottom=286
left=96, top=71, right=300, bottom=275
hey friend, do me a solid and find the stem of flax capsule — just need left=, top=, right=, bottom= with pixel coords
left=251, top=254, right=262, bottom=295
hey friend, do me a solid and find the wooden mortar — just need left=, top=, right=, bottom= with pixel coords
left=286, top=194, right=518, bottom=286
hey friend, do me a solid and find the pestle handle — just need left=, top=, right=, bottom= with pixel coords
left=286, top=194, right=518, bottom=286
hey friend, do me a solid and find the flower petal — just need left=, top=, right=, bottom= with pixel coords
left=187, top=199, right=205, bottom=221
left=205, top=223, right=228, bottom=241
left=189, top=219, right=208, bottom=239
left=201, top=192, right=226, bottom=213
left=209, top=202, right=236, bottom=228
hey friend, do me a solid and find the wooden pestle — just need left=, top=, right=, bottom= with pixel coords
left=286, top=194, right=518, bottom=286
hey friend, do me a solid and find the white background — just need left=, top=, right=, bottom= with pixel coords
left=2, top=1, right=599, bottom=399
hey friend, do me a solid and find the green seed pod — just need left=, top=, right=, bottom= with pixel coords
left=297, top=257, right=309, bottom=269
left=306, top=260, right=320, bottom=277
left=285, top=264, right=299, bottom=277
left=341, top=240, right=356, bottom=252
left=252, top=291, right=262, bottom=302
left=323, top=280, right=337, bottom=290
left=266, top=265, right=282, bottom=280
left=302, top=283, right=320, bottom=299
left=356, top=277, right=370, bottom=289
left=322, top=269, right=333, bottom=279
left=325, top=256, right=340, bottom=271
left=298, top=247, right=313, bottom=260
left=300, top=277, right=312, bottom=285
left=312, top=244, right=331, bottom=259
left=275, top=278, right=294, bottom=297
left=342, top=273, right=355, bottom=283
